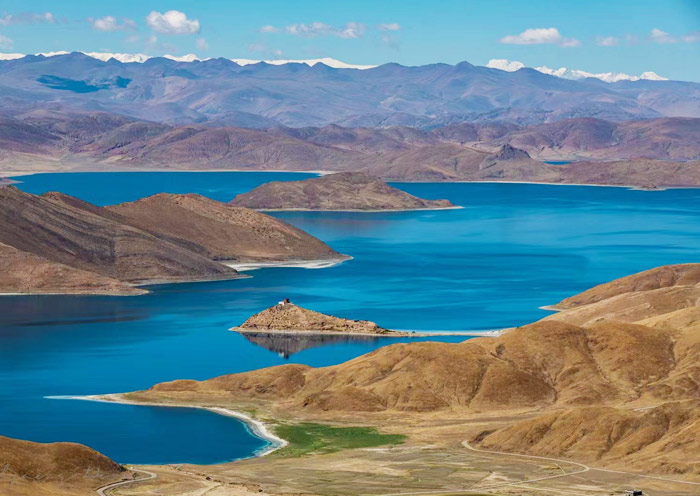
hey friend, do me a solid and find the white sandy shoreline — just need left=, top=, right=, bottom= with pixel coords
left=45, top=393, right=288, bottom=459
left=5, top=169, right=697, bottom=191
left=231, top=327, right=505, bottom=337
left=255, top=206, right=464, bottom=213
left=223, top=257, right=350, bottom=271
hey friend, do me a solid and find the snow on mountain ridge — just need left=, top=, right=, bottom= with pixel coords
left=487, top=58, right=668, bottom=82
left=0, top=51, right=377, bottom=69
left=0, top=51, right=670, bottom=80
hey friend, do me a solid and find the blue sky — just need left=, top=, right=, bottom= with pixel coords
left=1, top=0, right=699, bottom=80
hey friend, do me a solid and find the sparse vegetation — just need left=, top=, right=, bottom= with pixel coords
left=273, top=422, right=406, bottom=457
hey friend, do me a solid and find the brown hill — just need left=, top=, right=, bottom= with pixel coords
left=0, top=186, right=343, bottom=294
left=0, top=435, right=124, bottom=495
left=0, top=186, right=237, bottom=285
left=106, top=193, right=343, bottom=262
left=0, top=241, right=144, bottom=295
left=486, top=117, right=700, bottom=161
left=136, top=318, right=680, bottom=413
left=230, top=172, right=456, bottom=211
left=476, top=400, right=700, bottom=474
left=3, top=113, right=700, bottom=188
left=550, top=263, right=700, bottom=312
left=234, top=300, right=397, bottom=335
left=127, top=263, right=700, bottom=474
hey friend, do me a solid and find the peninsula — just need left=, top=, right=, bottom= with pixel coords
left=0, top=186, right=345, bottom=295
left=110, top=263, right=700, bottom=496
left=229, top=172, right=457, bottom=211
left=232, top=299, right=405, bottom=336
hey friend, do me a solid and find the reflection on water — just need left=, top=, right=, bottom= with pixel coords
left=242, top=332, right=380, bottom=358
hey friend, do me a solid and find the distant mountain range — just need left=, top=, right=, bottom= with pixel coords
left=0, top=52, right=698, bottom=128
left=2, top=111, right=699, bottom=187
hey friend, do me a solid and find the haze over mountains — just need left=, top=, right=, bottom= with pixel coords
left=1, top=52, right=699, bottom=128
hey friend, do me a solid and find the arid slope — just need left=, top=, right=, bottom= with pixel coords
left=107, top=194, right=342, bottom=262
left=0, top=186, right=342, bottom=293
left=0, top=435, right=124, bottom=496
left=0, top=186, right=237, bottom=284
left=127, top=263, right=700, bottom=474
left=0, top=242, right=144, bottom=295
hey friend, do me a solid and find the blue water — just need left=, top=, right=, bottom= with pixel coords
left=544, top=160, right=573, bottom=165
left=4, top=172, right=700, bottom=464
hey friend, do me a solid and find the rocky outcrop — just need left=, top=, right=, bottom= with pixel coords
left=492, top=144, right=531, bottom=161
left=230, top=172, right=456, bottom=211
left=234, top=300, right=398, bottom=335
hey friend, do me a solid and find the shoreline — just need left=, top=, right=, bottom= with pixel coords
left=254, top=206, right=463, bottom=213
left=2, top=169, right=330, bottom=178
left=223, top=256, right=351, bottom=271
left=5, top=169, right=699, bottom=191
left=231, top=327, right=505, bottom=337
left=0, top=290, right=146, bottom=297
left=45, top=393, right=288, bottom=459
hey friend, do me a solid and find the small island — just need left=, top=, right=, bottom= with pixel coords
left=232, top=299, right=409, bottom=336
left=229, top=172, right=459, bottom=211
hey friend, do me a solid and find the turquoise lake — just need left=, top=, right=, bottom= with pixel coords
left=3, top=172, right=700, bottom=464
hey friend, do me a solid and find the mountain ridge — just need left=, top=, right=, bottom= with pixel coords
left=1, top=52, right=698, bottom=128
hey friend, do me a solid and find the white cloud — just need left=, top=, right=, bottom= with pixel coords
left=248, top=43, right=267, bottom=53
left=378, top=23, right=401, bottom=31
left=247, top=43, right=284, bottom=58
left=486, top=59, right=525, bottom=71
left=381, top=33, right=400, bottom=50
left=146, top=10, right=200, bottom=35
left=0, top=12, right=55, bottom=25
left=90, top=16, right=137, bottom=32
left=0, top=33, right=13, bottom=49
left=196, top=37, right=208, bottom=50
left=500, top=27, right=581, bottom=47
left=596, top=36, right=619, bottom=47
left=260, top=25, right=279, bottom=33
left=650, top=28, right=676, bottom=44
left=682, top=31, right=700, bottom=43
left=284, top=22, right=366, bottom=39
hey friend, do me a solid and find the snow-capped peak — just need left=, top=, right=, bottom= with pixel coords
left=0, top=53, right=26, bottom=61
left=231, top=57, right=376, bottom=70
left=486, top=58, right=668, bottom=83
left=0, top=51, right=377, bottom=70
left=83, top=52, right=152, bottom=63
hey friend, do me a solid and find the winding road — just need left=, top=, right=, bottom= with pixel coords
left=96, top=468, right=157, bottom=496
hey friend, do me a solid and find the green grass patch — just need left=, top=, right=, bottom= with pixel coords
left=273, top=422, right=406, bottom=457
